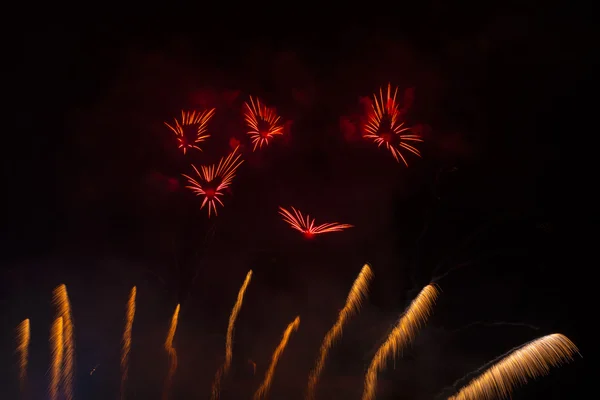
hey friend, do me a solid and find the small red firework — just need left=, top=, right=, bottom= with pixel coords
left=278, top=206, right=353, bottom=239
left=182, top=147, right=244, bottom=217
left=164, top=109, right=216, bottom=154
left=243, top=96, right=284, bottom=151
left=363, top=84, right=423, bottom=166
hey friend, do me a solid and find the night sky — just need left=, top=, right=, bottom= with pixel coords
left=2, top=5, right=594, bottom=399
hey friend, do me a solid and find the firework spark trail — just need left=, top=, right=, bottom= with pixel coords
left=306, top=265, right=373, bottom=400
left=183, top=146, right=244, bottom=217
left=362, top=284, right=439, bottom=400
left=49, top=317, right=64, bottom=400
left=279, top=206, right=353, bottom=239
left=17, top=318, right=30, bottom=393
left=363, top=83, right=423, bottom=166
left=52, top=284, right=75, bottom=400
left=445, top=333, right=580, bottom=400
left=164, top=109, right=216, bottom=154
left=211, top=270, right=253, bottom=400
left=162, top=304, right=181, bottom=400
left=120, top=286, right=137, bottom=400
left=244, top=96, right=284, bottom=151
left=253, top=316, right=301, bottom=400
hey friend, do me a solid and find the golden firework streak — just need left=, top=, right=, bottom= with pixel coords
left=49, top=317, right=64, bottom=400
left=162, top=304, right=181, bottom=400
left=211, top=270, right=253, bottom=400
left=17, top=318, right=30, bottom=393
left=120, top=286, right=137, bottom=399
left=306, top=264, right=373, bottom=400
left=448, top=333, right=580, bottom=400
left=52, top=284, right=75, bottom=400
left=362, top=284, right=439, bottom=400
left=253, top=316, right=301, bottom=400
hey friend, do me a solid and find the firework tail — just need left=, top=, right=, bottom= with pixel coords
left=162, top=304, right=181, bottom=400
left=306, top=264, right=373, bottom=400
left=17, top=318, right=30, bottom=394
left=120, top=286, right=137, bottom=399
left=362, top=284, right=439, bottom=400
left=211, top=270, right=253, bottom=400
left=253, top=316, right=301, bottom=400
left=52, top=284, right=75, bottom=400
left=445, top=333, right=580, bottom=400
left=49, top=317, right=64, bottom=400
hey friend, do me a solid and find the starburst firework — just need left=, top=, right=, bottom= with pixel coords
left=165, top=109, right=216, bottom=154
left=243, top=96, right=284, bottom=151
left=183, top=147, right=244, bottom=217
left=363, top=84, right=423, bottom=166
left=279, top=206, right=353, bottom=239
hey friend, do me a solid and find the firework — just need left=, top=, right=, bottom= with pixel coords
left=253, top=316, right=301, bottom=400
left=211, top=270, right=253, bottom=400
left=243, top=96, right=284, bottom=151
left=306, top=264, right=373, bottom=400
left=279, top=206, right=353, bottom=239
left=182, top=146, right=244, bottom=217
left=362, top=284, right=439, bottom=400
left=49, top=317, right=64, bottom=400
left=363, top=83, right=423, bottom=166
left=121, top=286, right=137, bottom=400
left=448, top=333, right=580, bottom=400
left=163, top=304, right=181, bottom=400
left=164, top=109, right=216, bottom=154
left=17, top=318, right=30, bottom=393
left=52, top=284, right=75, bottom=400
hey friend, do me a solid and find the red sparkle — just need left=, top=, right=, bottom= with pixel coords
left=243, top=96, right=284, bottom=151
left=164, top=109, right=215, bottom=154
left=363, top=83, right=423, bottom=166
left=182, top=147, right=244, bottom=217
left=279, top=206, right=353, bottom=238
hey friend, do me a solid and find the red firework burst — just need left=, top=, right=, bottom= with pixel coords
left=182, top=147, right=244, bottom=217
left=243, top=96, right=284, bottom=151
left=363, top=84, right=423, bottom=166
left=278, top=206, right=353, bottom=239
left=165, top=109, right=216, bottom=154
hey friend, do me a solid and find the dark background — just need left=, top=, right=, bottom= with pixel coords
left=2, top=5, right=594, bottom=399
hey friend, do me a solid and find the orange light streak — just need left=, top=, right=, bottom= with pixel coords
left=162, top=303, right=180, bottom=400
left=120, top=286, right=137, bottom=399
left=52, top=284, right=75, bottom=400
left=362, top=284, right=439, bottom=400
left=448, top=333, right=580, bottom=400
left=253, top=316, right=301, bottom=400
left=363, top=83, right=423, bottom=166
left=49, top=317, right=63, bottom=400
left=279, top=206, right=353, bottom=239
left=306, top=264, right=373, bottom=399
left=211, top=270, right=253, bottom=400
left=17, top=318, right=30, bottom=393
left=164, top=109, right=216, bottom=154
left=244, top=96, right=284, bottom=151
left=183, top=146, right=244, bottom=217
